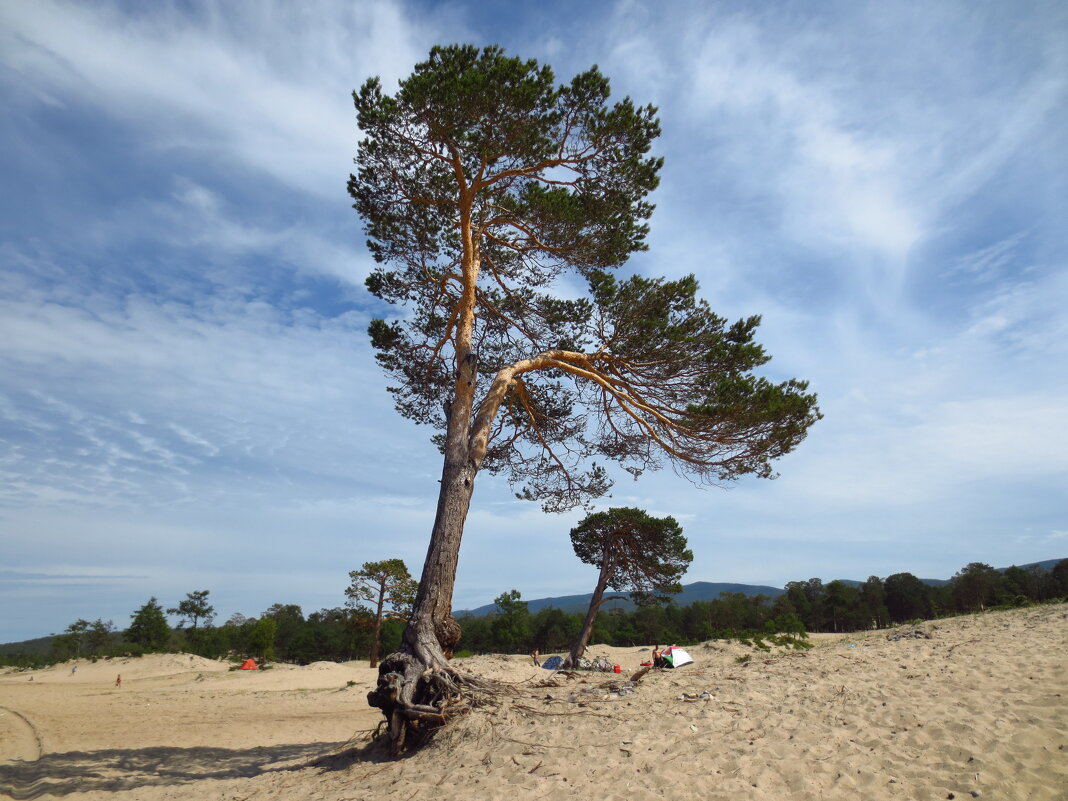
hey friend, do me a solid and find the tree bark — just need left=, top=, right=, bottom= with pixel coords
left=403, top=453, right=477, bottom=665
left=369, top=583, right=385, bottom=669
left=385, top=194, right=493, bottom=670
left=568, top=558, right=614, bottom=667
left=367, top=183, right=500, bottom=753
left=367, top=344, right=482, bottom=747
left=366, top=450, right=478, bottom=754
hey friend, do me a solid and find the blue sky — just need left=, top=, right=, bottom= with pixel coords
left=1, top=0, right=1065, bottom=643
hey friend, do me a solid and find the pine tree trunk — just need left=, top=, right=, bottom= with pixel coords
left=403, top=454, right=477, bottom=666
left=365, top=455, right=478, bottom=754
left=369, top=585, right=385, bottom=669
left=568, top=560, right=612, bottom=667
left=366, top=217, right=494, bottom=752
left=367, top=347, right=482, bottom=753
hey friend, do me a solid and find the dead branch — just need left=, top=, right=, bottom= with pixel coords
left=513, top=703, right=614, bottom=719
left=629, top=665, right=653, bottom=682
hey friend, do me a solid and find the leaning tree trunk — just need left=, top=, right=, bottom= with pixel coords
left=401, top=455, right=476, bottom=665
left=366, top=454, right=478, bottom=752
left=367, top=348, right=484, bottom=754
left=366, top=221, right=517, bottom=752
left=368, top=586, right=385, bottom=669
left=568, top=559, right=615, bottom=667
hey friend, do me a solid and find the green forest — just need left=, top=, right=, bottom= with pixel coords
left=3, top=559, right=1065, bottom=670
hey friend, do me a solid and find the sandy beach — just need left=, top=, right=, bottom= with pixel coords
left=1, top=603, right=1065, bottom=800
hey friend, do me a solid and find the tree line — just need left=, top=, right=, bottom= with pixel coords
left=6, top=557, right=1063, bottom=670
left=0, top=561, right=416, bottom=669
left=459, top=559, right=1068, bottom=655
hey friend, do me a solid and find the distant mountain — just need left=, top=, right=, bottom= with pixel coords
left=1002, top=558, right=1065, bottom=572
left=456, top=558, right=1065, bottom=618
left=457, top=580, right=784, bottom=617
left=0, top=635, right=56, bottom=658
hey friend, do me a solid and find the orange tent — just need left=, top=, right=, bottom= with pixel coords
left=240, top=658, right=258, bottom=670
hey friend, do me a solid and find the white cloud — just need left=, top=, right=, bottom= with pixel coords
left=0, top=277, right=426, bottom=515
left=950, top=232, right=1032, bottom=284
left=681, top=19, right=921, bottom=263
left=148, top=177, right=374, bottom=287
left=928, top=64, right=1068, bottom=214
left=0, top=0, right=430, bottom=198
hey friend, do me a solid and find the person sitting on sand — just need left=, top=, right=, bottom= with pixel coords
left=531, top=648, right=540, bottom=667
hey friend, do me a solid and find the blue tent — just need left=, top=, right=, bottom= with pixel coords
left=542, top=655, right=564, bottom=670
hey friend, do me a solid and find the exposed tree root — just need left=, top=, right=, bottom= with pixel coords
left=367, top=650, right=513, bottom=756
left=368, top=638, right=654, bottom=757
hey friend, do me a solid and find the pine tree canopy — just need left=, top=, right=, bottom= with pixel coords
left=350, top=44, right=820, bottom=513
left=570, top=507, right=692, bottom=605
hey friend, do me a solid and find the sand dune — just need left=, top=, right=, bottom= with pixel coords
left=1, top=604, right=1065, bottom=800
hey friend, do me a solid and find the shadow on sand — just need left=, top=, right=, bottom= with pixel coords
left=0, top=739, right=381, bottom=800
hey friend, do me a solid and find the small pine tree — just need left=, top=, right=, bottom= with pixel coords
left=168, top=590, right=216, bottom=630
left=568, top=507, right=692, bottom=665
left=489, top=590, right=530, bottom=653
left=125, top=598, right=171, bottom=651
left=345, top=559, right=418, bottom=668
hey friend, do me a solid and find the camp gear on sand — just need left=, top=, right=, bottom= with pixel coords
left=661, top=646, right=693, bottom=668
left=540, top=654, right=618, bottom=672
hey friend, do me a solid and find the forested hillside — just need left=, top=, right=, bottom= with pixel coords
left=2, top=559, right=1064, bottom=668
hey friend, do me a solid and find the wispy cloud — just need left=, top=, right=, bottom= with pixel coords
left=687, top=20, right=920, bottom=261
left=1, top=0, right=430, bottom=197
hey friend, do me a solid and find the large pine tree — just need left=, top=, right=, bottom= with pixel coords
left=349, top=44, right=820, bottom=751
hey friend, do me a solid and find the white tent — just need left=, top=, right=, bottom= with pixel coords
left=661, top=646, right=693, bottom=668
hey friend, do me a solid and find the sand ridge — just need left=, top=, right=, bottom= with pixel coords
left=1, top=604, right=1065, bottom=800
